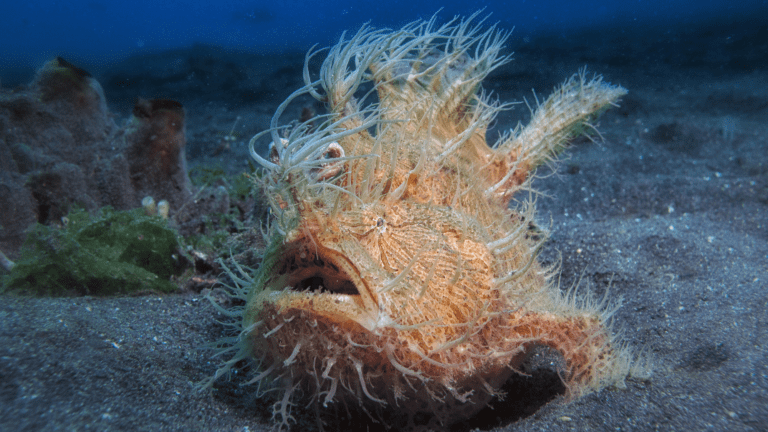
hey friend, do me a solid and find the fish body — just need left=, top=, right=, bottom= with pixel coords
left=212, top=14, right=635, bottom=430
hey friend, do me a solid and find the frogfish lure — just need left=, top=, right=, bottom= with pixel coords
left=208, top=13, right=640, bottom=431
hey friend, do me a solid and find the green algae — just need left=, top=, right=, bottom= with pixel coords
left=2, top=206, right=184, bottom=296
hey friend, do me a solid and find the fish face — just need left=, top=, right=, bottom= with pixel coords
left=258, top=196, right=505, bottom=344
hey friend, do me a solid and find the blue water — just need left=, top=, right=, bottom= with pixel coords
left=1, top=0, right=764, bottom=79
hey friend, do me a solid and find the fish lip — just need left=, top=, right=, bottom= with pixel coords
left=265, top=242, right=380, bottom=330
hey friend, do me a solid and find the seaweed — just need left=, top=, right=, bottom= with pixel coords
left=2, top=206, right=184, bottom=296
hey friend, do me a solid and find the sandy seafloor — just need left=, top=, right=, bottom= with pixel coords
left=1, top=17, right=767, bottom=432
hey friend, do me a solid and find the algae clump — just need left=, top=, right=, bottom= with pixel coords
left=2, top=206, right=183, bottom=296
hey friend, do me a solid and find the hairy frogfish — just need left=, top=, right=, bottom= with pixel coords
left=208, top=13, right=639, bottom=431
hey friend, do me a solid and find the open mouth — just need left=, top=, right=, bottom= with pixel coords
left=265, top=240, right=381, bottom=333
left=274, top=244, right=361, bottom=296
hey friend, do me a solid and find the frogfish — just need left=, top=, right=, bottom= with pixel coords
left=208, top=13, right=639, bottom=431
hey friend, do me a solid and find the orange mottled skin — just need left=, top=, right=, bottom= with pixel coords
left=210, top=13, right=636, bottom=431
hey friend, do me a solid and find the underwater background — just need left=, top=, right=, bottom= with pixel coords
left=1, top=1, right=768, bottom=431
left=2, top=0, right=767, bottom=83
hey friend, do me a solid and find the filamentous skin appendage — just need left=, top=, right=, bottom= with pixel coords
left=209, top=13, right=639, bottom=431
